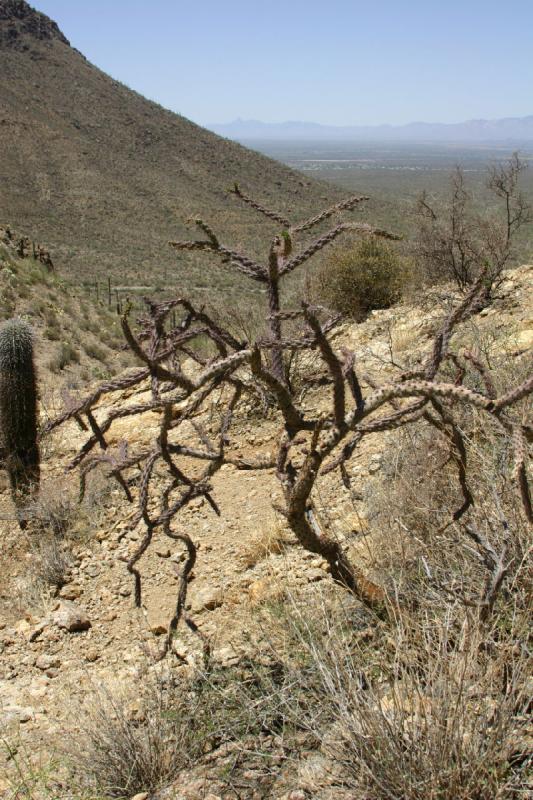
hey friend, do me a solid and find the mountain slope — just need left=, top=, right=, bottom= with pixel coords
left=0, top=1, right=343, bottom=296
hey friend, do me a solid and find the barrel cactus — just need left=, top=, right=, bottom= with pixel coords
left=0, top=318, right=40, bottom=525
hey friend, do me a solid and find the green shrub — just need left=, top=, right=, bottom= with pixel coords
left=313, top=237, right=408, bottom=320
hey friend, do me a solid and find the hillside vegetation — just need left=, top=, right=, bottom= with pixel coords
left=0, top=225, right=130, bottom=389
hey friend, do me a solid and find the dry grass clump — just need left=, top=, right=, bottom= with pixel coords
left=228, top=347, right=531, bottom=798
left=25, top=482, right=79, bottom=539
left=366, top=351, right=532, bottom=611
left=12, top=535, right=73, bottom=615
left=67, top=657, right=297, bottom=798
left=32, top=535, right=73, bottom=592
left=241, top=520, right=293, bottom=568
left=69, top=682, right=190, bottom=797
left=11, top=476, right=113, bottom=615
left=313, top=237, right=410, bottom=320
left=271, top=350, right=531, bottom=798
left=275, top=596, right=531, bottom=800
left=47, top=340, right=80, bottom=373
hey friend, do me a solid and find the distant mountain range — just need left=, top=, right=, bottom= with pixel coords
left=208, top=116, right=533, bottom=142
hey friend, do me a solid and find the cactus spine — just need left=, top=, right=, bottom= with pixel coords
left=0, top=319, right=40, bottom=525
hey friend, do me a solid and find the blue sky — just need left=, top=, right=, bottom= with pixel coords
left=34, top=0, right=533, bottom=126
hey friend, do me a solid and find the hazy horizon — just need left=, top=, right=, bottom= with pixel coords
left=32, top=0, right=533, bottom=129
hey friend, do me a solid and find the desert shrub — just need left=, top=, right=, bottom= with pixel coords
left=241, top=519, right=292, bottom=568
left=48, top=341, right=80, bottom=372
left=25, top=482, right=79, bottom=539
left=365, top=349, right=532, bottom=618
left=70, top=683, right=189, bottom=796
left=313, top=237, right=408, bottom=320
left=44, top=323, right=61, bottom=341
left=82, top=340, right=108, bottom=362
left=13, top=535, right=73, bottom=614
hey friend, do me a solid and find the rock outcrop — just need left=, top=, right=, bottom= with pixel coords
left=0, top=0, right=69, bottom=47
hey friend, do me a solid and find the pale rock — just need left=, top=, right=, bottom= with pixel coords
left=14, top=619, right=31, bottom=635
left=59, top=583, right=82, bottom=600
left=84, top=648, right=100, bottom=662
left=515, top=327, right=533, bottom=349
left=189, top=496, right=205, bottom=511
left=190, top=587, right=223, bottom=613
left=306, top=568, right=325, bottom=583
left=247, top=577, right=284, bottom=606
left=52, top=601, right=91, bottom=632
left=213, top=646, right=239, bottom=666
left=35, top=654, right=61, bottom=671
left=3, top=705, right=34, bottom=723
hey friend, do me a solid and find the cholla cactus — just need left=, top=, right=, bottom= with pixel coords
left=0, top=318, right=40, bottom=525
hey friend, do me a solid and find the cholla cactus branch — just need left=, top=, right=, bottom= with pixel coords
left=85, top=410, right=132, bottom=502
left=42, top=368, right=151, bottom=434
left=512, top=424, right=532, bottom=523
left=121, top=309, right=195, bottom=392
left=191, top=216, right=219, bottom=246
left=493, top=374, right=533, bottom=412
left=425, top=269, right=489, bottom=379
left=292, top=195, right=369, bottom=232
left=169, top=238, right=267, bottom=282
left=250, top=347, right=306, bottom=435
left=230, top=183, right=290, bottom=227
left=424, top=400, right=473, bottom=524
left=341, top=348, right=365, bottom=412
left=303, top=303, right=346, bottom=429
left=463, top=349, right=497, bottom=399
left=157, top=522, right=198, bottom=662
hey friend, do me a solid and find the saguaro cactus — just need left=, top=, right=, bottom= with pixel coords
left=0, top=318, right=40, bottom=525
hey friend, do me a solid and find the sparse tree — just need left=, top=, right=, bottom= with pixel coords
left=415, top=153, right=532, bottom=291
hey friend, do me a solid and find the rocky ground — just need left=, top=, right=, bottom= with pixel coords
left=0, top=265, right=531, bottom=798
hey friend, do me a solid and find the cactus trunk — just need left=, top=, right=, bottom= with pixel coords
left=0, top=319, right=40, bottom=526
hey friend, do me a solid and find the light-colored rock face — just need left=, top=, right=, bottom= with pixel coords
left=0, top=265, right=531, bottom=795
left=52, top=601, right=91, bottom=632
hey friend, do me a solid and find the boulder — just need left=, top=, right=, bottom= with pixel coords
left=52, top=601, right=91, bottom=632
